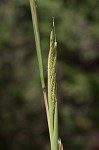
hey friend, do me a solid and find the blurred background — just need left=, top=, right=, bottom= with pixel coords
left=0, top=0, right=99, bottom=150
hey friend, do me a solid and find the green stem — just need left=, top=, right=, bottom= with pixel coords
left=30, top=0, right=44, bottom=88
left=29, top=0, right=50, bottom=134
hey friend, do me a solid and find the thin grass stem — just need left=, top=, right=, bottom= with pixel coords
left=29, top=0, right=50, bottom=134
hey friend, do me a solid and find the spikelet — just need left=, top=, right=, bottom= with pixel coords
left=48, top=28, right=57, bottom=112
left=48, top=19, right=63, bottom=150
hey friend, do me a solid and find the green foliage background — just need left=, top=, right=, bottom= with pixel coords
left=0, top=0, right=99, bottom=150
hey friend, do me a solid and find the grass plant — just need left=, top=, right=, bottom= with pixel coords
left=29, top=0, right=63, bottom=149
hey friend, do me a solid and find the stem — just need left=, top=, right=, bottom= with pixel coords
left=29, top=0, right=50, bottom=133
left=30, top=0, right=44, bottom=87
